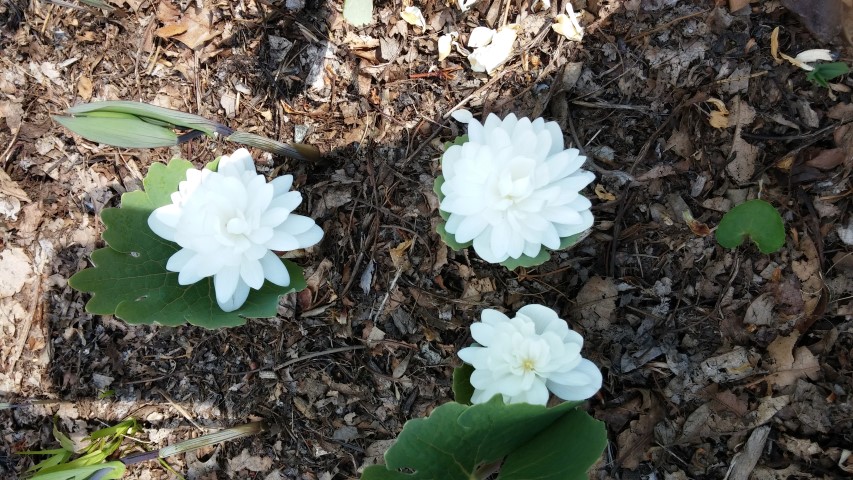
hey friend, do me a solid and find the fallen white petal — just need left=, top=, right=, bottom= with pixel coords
left=450, top=109, right=474, bottom=123
left=794, top=49, right=833, bottom=64
left=457, top=0, right=478, bottom=11
left=468, top=26, right=495, bottom=48
left=552, top=2, right=584, bottom=41
left=467, top=25, right=518, bottom=75
left=438, top=32, right=458, bottom=61
left=400, top=6, right=427, bottom=30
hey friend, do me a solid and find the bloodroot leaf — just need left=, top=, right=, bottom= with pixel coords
left=715, top=199, right=785, bottom=254
left=452, top=364, right=475, bottom=405
left=69, top=158, right=306, bottom=328
left=360, top=398, right=606, bottom=480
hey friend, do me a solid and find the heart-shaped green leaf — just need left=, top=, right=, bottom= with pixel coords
left=69, top=158, right=306, bottom=328
left=715, top=199, right=785, bottom=254
left=360, top=397, right=606, bottom=480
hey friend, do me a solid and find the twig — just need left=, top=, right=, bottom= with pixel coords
left=228, top=345, right=367, bottom=376
left=372, top=266, right=404, bottom=322
left=625, top=9, right=710, bottom=43
left=8, top=274, right=43, bottom=375
left=156, top=388, right=203, bottom=432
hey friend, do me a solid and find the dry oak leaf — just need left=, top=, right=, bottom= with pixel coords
left=574, top=276, right=618, bottom=331
left=726, top=96, right=758, bottom=184
left=763, top=332, right=819, bottom=388
left=792, top=234, right=824, bottom=317
left=155, top=7, right=217, bottom=49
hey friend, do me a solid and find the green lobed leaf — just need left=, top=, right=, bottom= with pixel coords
left=68, top=158, right=307, bottom=328
left=451, top=364, right=475, bottom=405
left=499, top=408, right=608, bottom=480
left=715, top=199, right=785, bottom=254
left=360, top=398, right=605, bottom=480
left=342, top=0, right=373, bottom=26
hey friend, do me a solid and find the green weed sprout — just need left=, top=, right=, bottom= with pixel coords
left=715, top=199, right=785, bottom=254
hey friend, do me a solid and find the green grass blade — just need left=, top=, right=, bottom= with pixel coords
left=53, top=115, right=178, bottom=148
left=30, top=461, right=125, bottom=480
left=67, top=101, right=227, bottom=136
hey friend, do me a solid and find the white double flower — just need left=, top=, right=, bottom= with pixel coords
left=148, top=148, right=322, bottom=312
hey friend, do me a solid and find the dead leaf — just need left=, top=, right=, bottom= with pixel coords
left=764, top=332, right=820, bottom=388
left=635, top=164, right=676, bottom=182
left=682, top=211, right=710, bottom=237
left=155, top=7, right=217, bottom=50
left=594, top=184, right=617, bottom=201
left=791, top=234, right=823, bottom=318
left=0, top=248, right=33, bottom=297
left=680, top=395, right=789, bottom=441
left=616, top=399, right=664, bottom=469
left=728, top=0, right=751, bottom=12
left=726, top=97, right=758, bottom=184
left=744, top=292, right=776, bottom=326
left=827, top=102, right=853, bottom=120
left=389, top=239, right=414, bottom=269
left=0, top=100, right=24, bottom=134
left=76, top=76, right=93, bottom=100
left=706, top=98, right=729, bottom=129
left=227, top=449, right=272, bottom=474
left=805, top=148, right=845, bottom=170
left=665, top=129, right=695, bottom=158
left=574, top=276, right=617, bottom=331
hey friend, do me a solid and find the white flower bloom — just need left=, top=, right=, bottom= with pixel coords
left=148, top=148, right=323, bottom=312
left=439, top=110, right=594, bottom=264
left=458, top=305, right=602, bottom=405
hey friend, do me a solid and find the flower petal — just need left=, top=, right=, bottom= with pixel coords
left=546, top=359, right=602, bottom=401
left=213, top=265, right=240, bottom=305
left=260, top=251, right=291, bottom=286
left=240, top=258, right=265, bottom=290
left=217, top=279, right=251, bottom=312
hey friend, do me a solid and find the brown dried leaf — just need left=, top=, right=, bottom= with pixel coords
left=764, top=332, right=820, bottom=388
left=574, top=276, right=618, bottom=331
left=389, top=239, right=413, bottom=269
left=806, top=148, right=845, bottom=170
left=792, top=234, right=823, bottom=317
left=594, top=184, right=617, bottom=201
left=76, top=76, right=93, bottom=101
left=0, top=100, right=24, bottom=134
left=155, top=7, right=217, bottom=50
